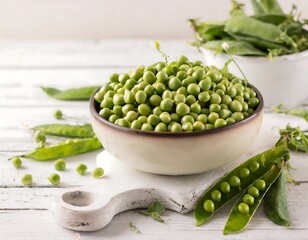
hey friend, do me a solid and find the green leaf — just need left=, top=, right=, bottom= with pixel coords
left=140, top=201, right=165, bottom=223
left=230, top=0, right=245, bottom=16
left=221, top=59, right=233, bottom=77
left=273, top=104, right=308, bottom=122
left=251, top=0, right=283, bottom=15
left=41, top=86, right=99, bottom=101
left=264, top=167, right=291, bottom=227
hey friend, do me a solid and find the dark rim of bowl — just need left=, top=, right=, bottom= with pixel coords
left=90, top=83, right=264, bottom=138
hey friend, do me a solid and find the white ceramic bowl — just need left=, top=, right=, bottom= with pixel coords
left=90, top=86, right=264, bottom=176
left=201, top=48, right=308, bottom=107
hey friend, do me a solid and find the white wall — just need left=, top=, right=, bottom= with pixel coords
left=0, top=0, right=307, bottom=40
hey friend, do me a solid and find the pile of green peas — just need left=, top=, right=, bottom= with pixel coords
left=95, top=55, right=260, bottom=132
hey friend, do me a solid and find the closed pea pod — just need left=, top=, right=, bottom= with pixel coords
left=194, top=144, right=288, bottom=226
left=223, top=164, right=282, bottom=234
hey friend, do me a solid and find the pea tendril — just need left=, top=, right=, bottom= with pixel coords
left=154, top=41, right=169, bottom=65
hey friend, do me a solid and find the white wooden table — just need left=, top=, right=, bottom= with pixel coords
left=0, top=40, right=307, bottom=240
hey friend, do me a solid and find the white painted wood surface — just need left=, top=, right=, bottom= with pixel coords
left=0, top=40, right=307, bottom=239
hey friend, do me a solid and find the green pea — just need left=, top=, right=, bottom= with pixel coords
left=176, top=86, right=188, bottom=96
left=216, top=89, right=225, bottom=97
left=176, top=71, right=187, bottom=80
left=21, top=174, right=33, bottom=186
left=190, top=102, right=201, bottom=114
left=247, top=108, right=255, bottom=115
left=220, top=182, right=231, bottom=193
left=197, top=114, right=207, bottom=123
left=113, top=106, right=123, bottom=117
left=210, top=93, right=221, bottom=104
left=141, top=123, right=154, bottom=131
left=179, top=64, right=190, bottom=72
left=99, top=108, right=112, bottom=119
left=125, top=79, right=137, bottom=90
left=209, top=104, right=221, bottom=113
left=117, top=87, right=126, bottom=95
left=248, top=97, right=260, bottom=108
left=48, top=173, right=61, bottom=185
left=193, top=121, right=205, bottom=131
left=214, top=118, right=227, bottom=128
left=198, top=91, right=210, bottom=103
left=149, top=95, right=162, bottom=107
left=131, top=120, right=142, bottom=130
left=242, top=102, right=249, bottom=112
left=138, top=116, right=148, bottom=124
left=170, top=122, right=182, bottom=132
left=153, top=82, right=166, bottom=95
left=54, top=159, right=66, bottom=171
left=174, top=94, right=186, bottom=104
left=92, top=167, right=104, bottom=179
left=154, top=122, right=167, bottom=132
left=168, top=77, right=182, bottom=91
left=181, top=115, right=195, bottom=124
left=178, top=55, right=189, bottom=65
left=222, top=95, right=232, bottom=105
left=159, top=112, right=172, bottom=124
left=143, top=71, right=156, bottom=84
left=206, top=70, right=222, bottom=82
left=229, top=175, right=241, bottom=187
left=144, top=65, right=156, bottom=73
left=176, top=103, right=190, bottom=116
left=170, top=113, right=181, bottom=122
left=247, top=186, right=259, bottom=198
left=226, top=117, right=236, bottom=124
left=124, top=90, right=135, bottom=104
left=205, top=123, right=214, bottom=130
left=35, top=131, right=46, bottom=144
left=104, top=90, right=115, bottom=99
left=230, top=100, right=243, bottom=112
left=238, top=203, right=250, bottom=215
left=182, top=122, right=193, bottom=132
left=232, top=112, right=244, bottom=121
left=208, top=112, right=219, bottom=124
left=101, top=97, right=114, bottom=109
left=109, top=73, right=119, bottom=83
left=219, top=109, right=231, bottom=119
left=109, top=114, right=120, bottom=123
left=203, top=200, right=215, bottom=213
left=11, top=156, right=22, bottom=169
left=187, top=83, right=201, bottom=96
left=131, top=87, right=139, bottom=95
left=242, top=194, right=254, bottom=205
left=211, top=190, right=222, bottom=202
left=199, top=77, right=212, bottom=91
left=126, top=111, right=138, bottom=122
left=186, top=95, right=196, bottom=106
left=144, top=85, right=155, bottom=97
left=113, top=83, right=123, bottom=92
left=227, top=86, right=237, bottom=98
left=249, top=160, right=260, bottom=173
left=94, top=91, right=105, bottom=103
left=138, top=104, right=151, bottom=116
left=255, top=179, right=266, bottom=191
left=182, top=77, right=196, bottom=88
left=54, top=110, right=63, bottom=120
left=116, top=118, right=130, bottom=127
left=113, top=94, right=125, bottom=106
left=153, top=106, right=163, bottom=116
left=156, top=71, right=168, bottom=82
left=160, top=98, right=174, bottom=112
left=239, top=167, right=250, bottom=179
left=121, top=104, right=134, bottom=115
left=76, top=163, right=88, bottom=175
left=135, top=90, right=147, bottom=104
left=118, top=74, right=129, bottom=84
left=192, top=68, right=206, bottom=81
left=147, top=114, right=160, bottom=127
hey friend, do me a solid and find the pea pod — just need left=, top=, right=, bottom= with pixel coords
left=264, top=167, right=291, bottom=227
left=31, top=124, right=95, bottom=138
left=252, top=14, right=288, bottom=25
left=251, top=0, right=283, bottom=15
left=194, top=144, right=289, bottom=226
left=41, top=86, right=99, bottom=101
left=223, top=164, right=282, bottom=234
left=18, top=137, right=102, bottom=161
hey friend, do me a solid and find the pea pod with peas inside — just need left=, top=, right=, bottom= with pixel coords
left=15, top=137, right=102, bottom=161
left=31, top=123, right=95, bottom=138
left=194, top=144, right=289, bottom=226
left=223, top=163, right=283, bottom=234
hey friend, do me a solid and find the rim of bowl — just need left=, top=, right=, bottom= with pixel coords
left=90, top=84, right=264, bottom=138
left=201, top=48, right=308, bottom=63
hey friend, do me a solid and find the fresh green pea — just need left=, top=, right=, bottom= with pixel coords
left=178, top=55, right=189, bottom=65
left=198, top=91, right=210, bottom=103
left=206, top=70, right=222, bottom=82
left=109, top=114, right=120, bottom=123
left=124, top=90, right=135, bottom=104
left=135, top=90, right=147, bottom=104
left=176, top=71, right=187, bottom=80
left=138, top=104, right=151, bottom=116
left=209, top=104, right=221, bottom=113
left=187, top=83, right=201, bottom=96
left=182, top=122, right=193, bottom=132
left=193, top=121, right=205, bottom=131
left=138, top=116, right=148, bottom=124
left=197, top=114, right=207, bottom=124
left=118, top=74, right=129, bottom=84
left=242, top=194, right=254, bottom=205
left=92, top=167, right=104, bottom=179
left=249, top=160, right=260, bottom=173
left=229, top=175, right=241, bottom=187
left=238, top=203, right=250, bottom=215
left=214, top=118, right=227, bottom=128
left=205, top=124, right=214, bottom=130
left=192, top=68, right=206, bottom=81
left=54, top=159, right=66, bottom=171
left=248, top=97, right=260, bottom=108
left=255, top=179, right=266, bottom=191
left=154, top=122, right=167, bottom=132
left=113, top=94, right=125, bottom=106
left=226, top=117, right=236, bottom=124
left=186, top=95, right=197, bottom=105
left=126, top=111, right=138, bottom=122
left=176, top=86, right=188, bottom=96
left=230, top=100, right=243, bottom=112
left=247, top=186, right=259, bottom=198
left=239, top=168, right=250, bottom=178
left=199, top=77, right=212, bottom=91
left=170, top=122, right=182, bottom=132
left=109, top=73, right=119, bottom=83
left=54, top=110, right=63, bottom=120
left=144, top=65, right=156, bottom=73
left=168, top=77, right=182, bottom=91
left=141, top=123, right=154, bottom=131
left=35, top=131, right=46, bottom=144
left=232, top=112, right=244, bottom=121
left=48, top=173, right=61, bottom=185
left=147, top=114, right=160, bottom=127
left=179, top=64, right=190, bottom=72
left=174, top=94, right=186, bottom=104
left=208, top=112, right=219, bottom=124
left=122, top=104, right=134, bottom=115
left=153, top=82, right=167, bottom=95
left=144, top=85, right=155, bottom=97
left=149, top=95, right=162, bottom=107
left=143, top=71, right=156, bottom=84
left=116, top=118, right=130, bottom=127
left=99, top=108, right=112, bottom=119
left=131, top=120, right=142, bottom=130
left=159, top=112, right=171, bottom=124
left=216, top=89, right=225, bottom=97
left=153, top=106, right=163, bottom=116
left=170, top=113, right=181, bottom=122
left=12, top=157, right=22, bottom=168
left=211, top=190, right=222, bottom=202
left=176, top=103, right=190, bottom=116
left=203, top=200, right=215, bottom=213
left=101, top=97, right=114, bottom=109
left=76, top=163, right=88, bottom=175
left=219, top=109, right=231, bottom=119
left=181, top=115, right=195, bottom=124
left=210, top=93, right=221, bottom=104
left=190, top=102, right=201, bottom=114
left=160, top=98, right=174, bottom=112
left=156, top=71, right=168, bottom=82
left=182, top=77, right=197, bottom=87
left=21, top=174, right=33, bottom=186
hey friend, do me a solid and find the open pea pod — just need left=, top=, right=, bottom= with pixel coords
left=18, top=137, right=102, bottom=161
left=31, top=123, right=95, bottom=138
left=264, top=167, right=291, bottom=227
left=223, top=164, right=282, bottom=234
left=194, top=144, right=289, bottom=226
